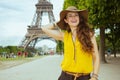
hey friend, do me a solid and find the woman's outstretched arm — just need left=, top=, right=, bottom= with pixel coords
left=41, top=23, right=64, bottom=41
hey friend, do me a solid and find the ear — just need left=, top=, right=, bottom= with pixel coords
left=64, top=19, right=68, bottom=23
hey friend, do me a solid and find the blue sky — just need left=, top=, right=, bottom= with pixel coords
left=0, top=0, right=64, bottom=48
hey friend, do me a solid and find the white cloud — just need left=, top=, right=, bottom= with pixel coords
left=0, top=0, right=64, bottom=47
left=0, top=22, right=26, bottom=36
left=0, top=36, right=22, bottom=47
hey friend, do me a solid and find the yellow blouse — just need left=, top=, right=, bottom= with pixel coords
left=61, top=31, right=93, bottom=73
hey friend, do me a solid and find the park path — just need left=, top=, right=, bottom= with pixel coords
left=0, top=55, right=62, bottom=80
left=99, top=56, right=120, bottom=80
left=0, top=55, right=120, bottom=80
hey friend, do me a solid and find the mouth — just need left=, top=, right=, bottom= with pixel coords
left=71, top=20, right=77, bottom=23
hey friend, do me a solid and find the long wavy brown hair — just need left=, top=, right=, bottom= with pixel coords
left=65, top=14, right=94, bottom=53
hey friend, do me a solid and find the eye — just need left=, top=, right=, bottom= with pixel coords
left=66, top=13, right=79, bottom=18
left=75, top=14, right=79, bottom=16
left=67, top=14, right=72, bottom=18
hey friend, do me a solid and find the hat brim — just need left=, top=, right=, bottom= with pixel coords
left=57, top=9, right=88, bottom=30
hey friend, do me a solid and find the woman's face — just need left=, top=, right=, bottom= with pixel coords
left=64, top=12, right=80, bottom=27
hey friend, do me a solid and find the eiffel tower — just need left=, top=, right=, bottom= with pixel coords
left=20, top=0, right=55, bottom=49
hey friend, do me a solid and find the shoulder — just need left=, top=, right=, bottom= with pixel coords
left=63, top=31, right=71, bottom=37
left=61, top=31, right=70, bottom=41
left=89, top=29, right=94, bottom=37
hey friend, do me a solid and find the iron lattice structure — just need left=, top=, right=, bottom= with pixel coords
left=20, top=0, right=55, bottom=49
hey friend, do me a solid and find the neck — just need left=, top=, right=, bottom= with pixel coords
left=70, top=26, right=77, bottom=35
left=70, top=27, right=77, bottom=42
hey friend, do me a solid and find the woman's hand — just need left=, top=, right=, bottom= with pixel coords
left=89, top=77, right=98, bottom=80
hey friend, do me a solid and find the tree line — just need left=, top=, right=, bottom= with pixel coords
left=0, top=46, right=25, bottom=58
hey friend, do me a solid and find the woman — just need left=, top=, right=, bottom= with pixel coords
left=41, top=6, right=100, bottom=80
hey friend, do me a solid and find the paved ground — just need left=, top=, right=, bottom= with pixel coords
left=99, top=56, right=120, bottom=80
left=0, top=55, right=62, bottom=80
left=0, top=55, right=120, bottom=80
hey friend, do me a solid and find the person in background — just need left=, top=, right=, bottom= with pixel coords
left=107, top=48, right=111, bottom=59
left=41, top=6, right=100, bottom=80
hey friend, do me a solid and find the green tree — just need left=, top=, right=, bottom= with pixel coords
left=6, top=46, right=18, bottom=54
left=63, top=0, right=78, bottom=10
left=85, top=0, right=120, bottom=62
left=56, top=41, right=64, bottom=55
left=106, top=23, right=120, bottom=57
left=0, top=46, right=3, bottom=55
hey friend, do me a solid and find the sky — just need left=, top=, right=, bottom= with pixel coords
left=0, top=0, right=64, bottom=48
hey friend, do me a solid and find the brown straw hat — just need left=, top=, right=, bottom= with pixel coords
left=56, top=6, right=88, bottom=30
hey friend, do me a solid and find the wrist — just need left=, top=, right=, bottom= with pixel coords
left=53, top=22, right=61, bottom=30
left=53, top=22, right=56, bottom=28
